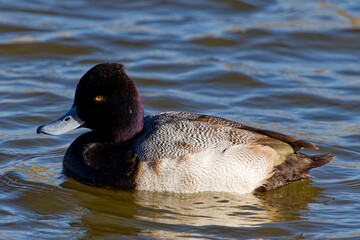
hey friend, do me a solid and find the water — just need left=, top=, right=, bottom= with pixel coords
left=1, top=0, right=360, bottom=239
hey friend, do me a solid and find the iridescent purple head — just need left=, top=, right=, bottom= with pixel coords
left=37, top=63, right=144, bottom=143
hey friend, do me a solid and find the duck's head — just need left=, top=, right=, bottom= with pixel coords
left=37, top=63, right=144, bottom=143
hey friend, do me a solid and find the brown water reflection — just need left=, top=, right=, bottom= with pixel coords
left=54, top=179, right=325, bottom=239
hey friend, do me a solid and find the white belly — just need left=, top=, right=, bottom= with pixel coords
left=135, top=144, right=277, bottom=194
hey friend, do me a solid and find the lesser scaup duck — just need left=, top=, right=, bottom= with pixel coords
left=37, top=63, right=334, bottom=193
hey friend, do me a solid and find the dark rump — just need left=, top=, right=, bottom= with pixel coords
left=255, top=153, right=335, bottom=193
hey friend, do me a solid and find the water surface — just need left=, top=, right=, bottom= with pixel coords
left=1, top=0, right=360, bottom=239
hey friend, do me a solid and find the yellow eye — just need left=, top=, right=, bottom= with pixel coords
left=94, top=95, right=105, bottom=102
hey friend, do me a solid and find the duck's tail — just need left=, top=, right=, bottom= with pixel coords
left=255, top=153, right=334, bottom=193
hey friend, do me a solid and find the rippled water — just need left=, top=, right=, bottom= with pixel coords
left=1, top=0, right=360, bottom=239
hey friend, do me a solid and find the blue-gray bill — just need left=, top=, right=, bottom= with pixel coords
left=37, top=106, right=84, bottom=135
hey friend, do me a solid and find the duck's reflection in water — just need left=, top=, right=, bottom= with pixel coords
left=58, top=177, right=328, bottom=239
left=133, top=180, right=326, bottom=238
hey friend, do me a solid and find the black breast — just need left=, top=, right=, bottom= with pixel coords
left=63, top=132, right=139, bottom=189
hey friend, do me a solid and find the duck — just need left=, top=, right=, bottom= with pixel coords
left=37, top=63, right=334, bottom=194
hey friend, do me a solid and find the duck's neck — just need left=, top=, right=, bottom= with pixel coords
left=112, top=93, right=144, bottom=144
